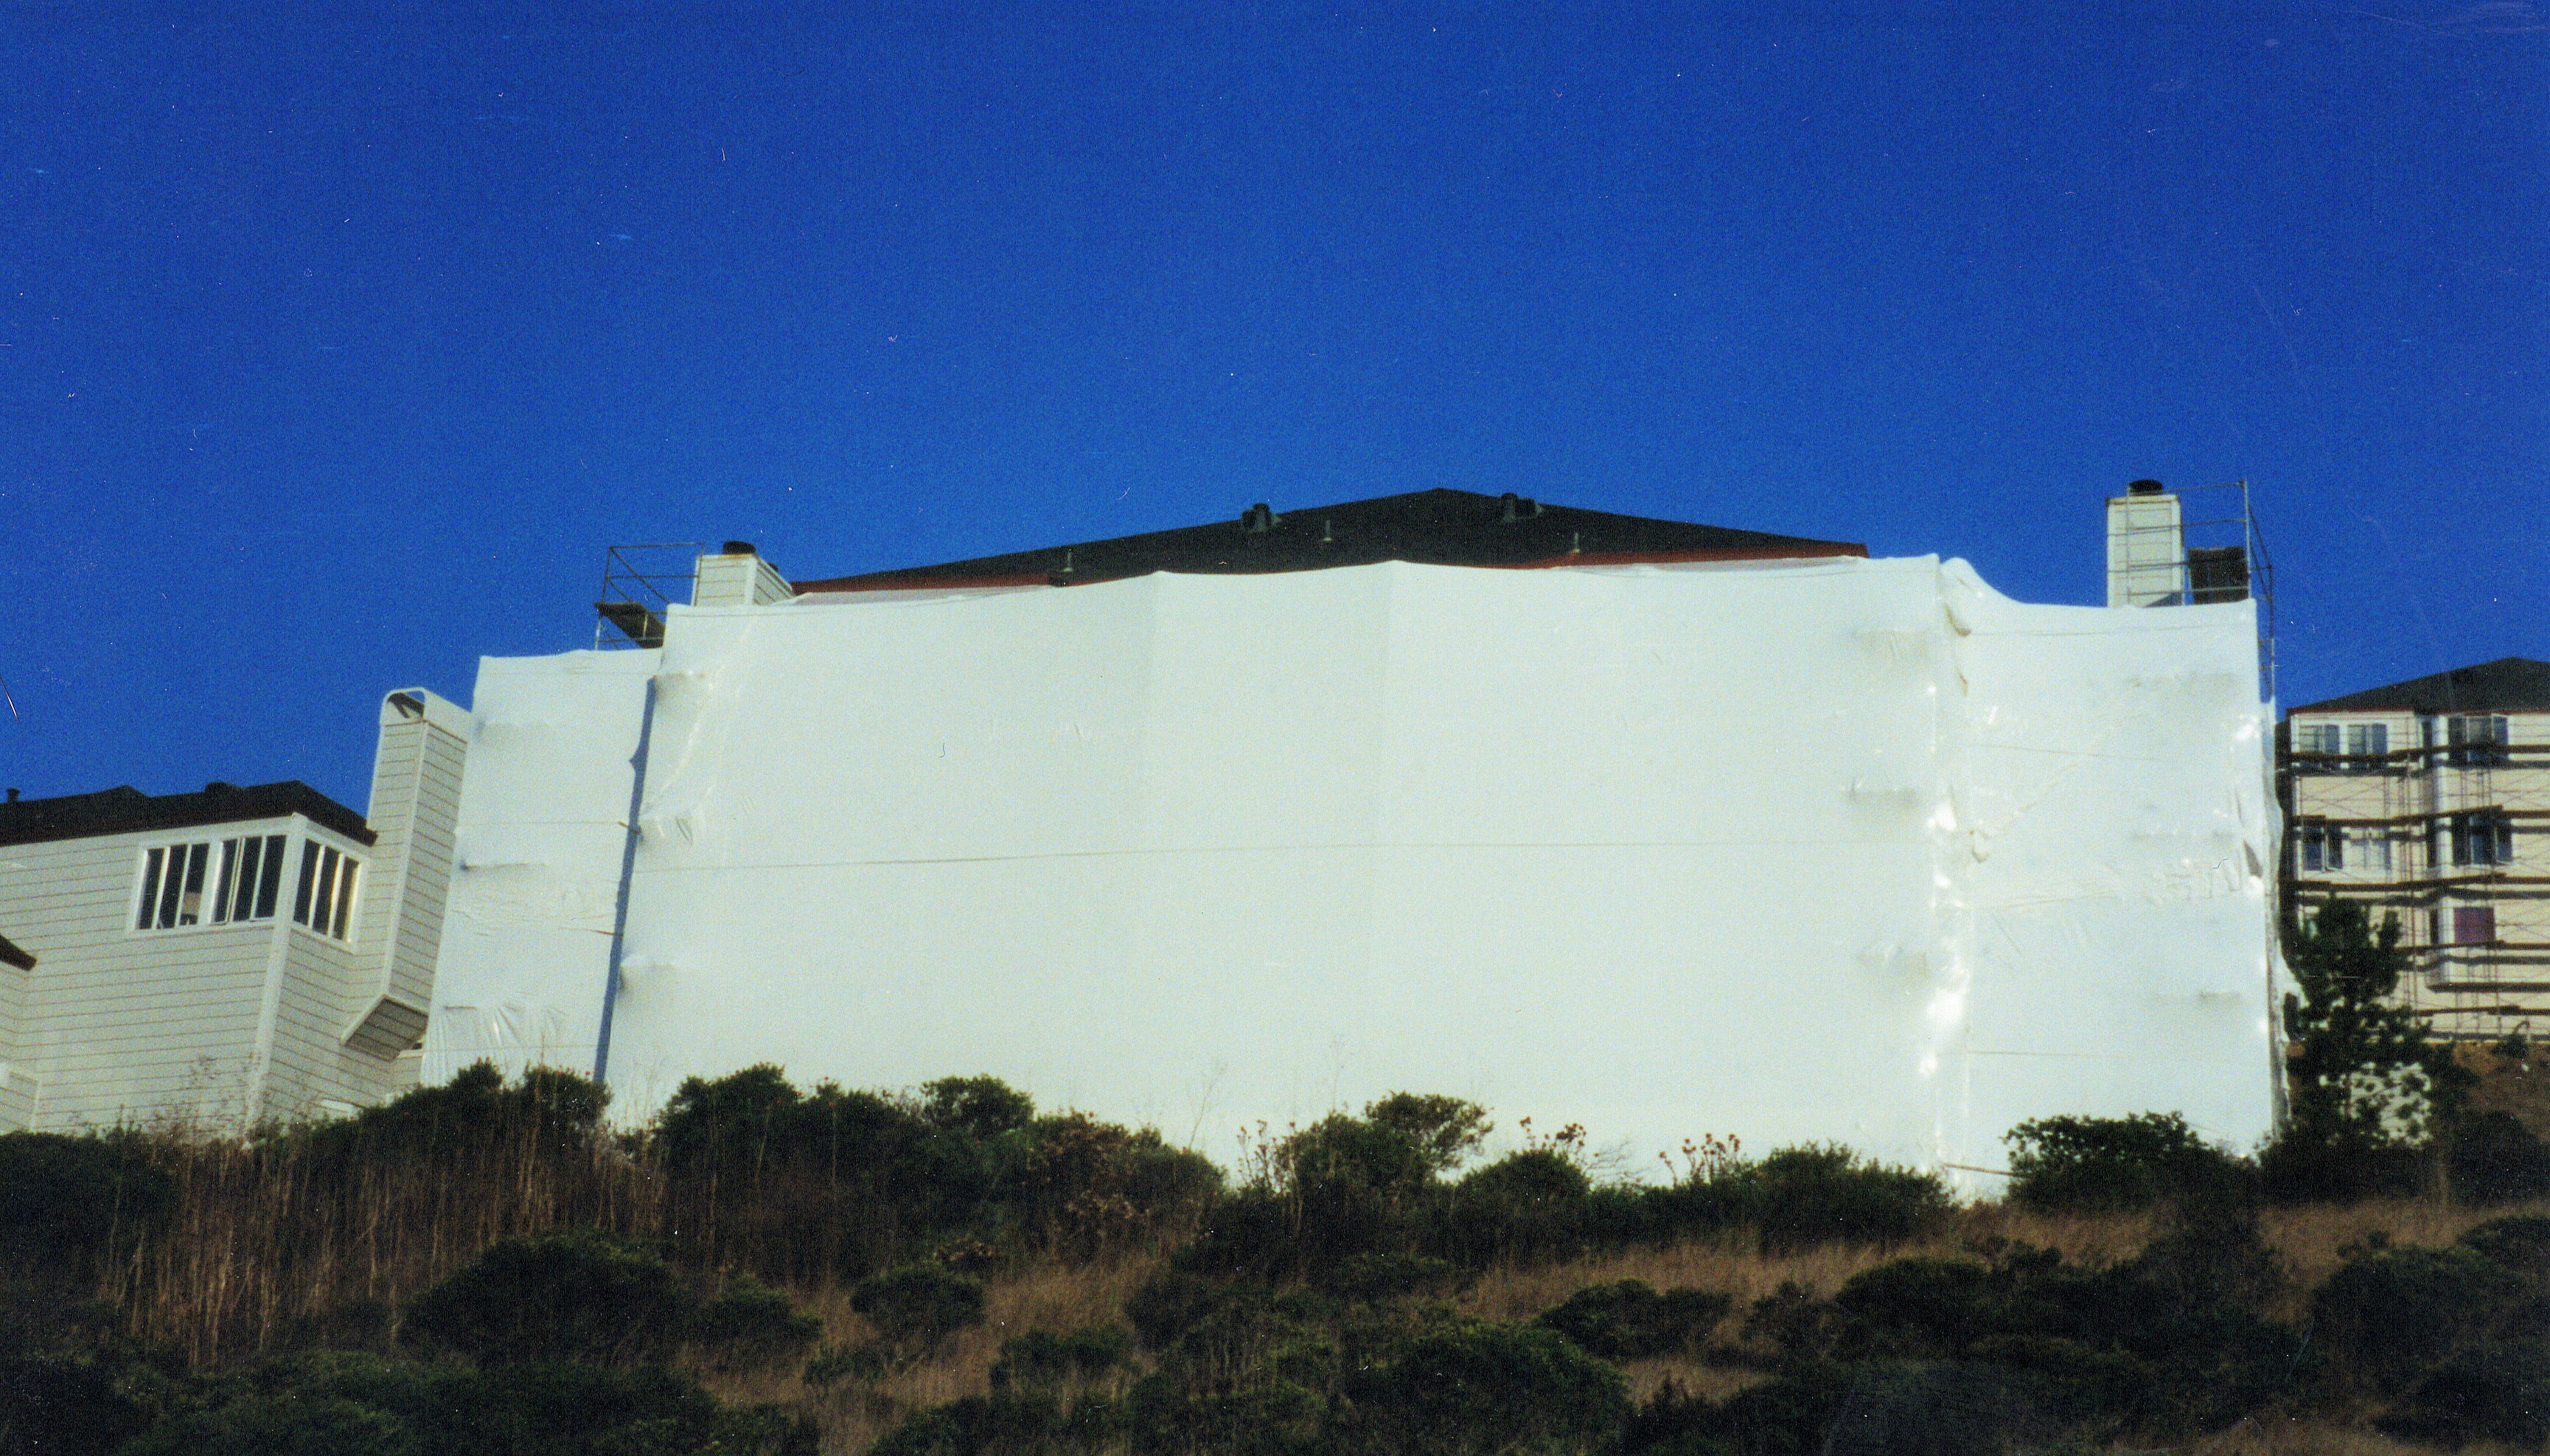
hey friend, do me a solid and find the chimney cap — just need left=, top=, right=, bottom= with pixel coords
left=2127, top=479, right=2166, bottom=496
left=722, top=540, right=757, bottom=556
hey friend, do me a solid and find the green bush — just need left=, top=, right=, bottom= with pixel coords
left=2309, top=1244, right=2529, bottom=1382
left=279, top=1061, right=607, bottom=1171
left=691, top=1276, right=822, bottom=1369
left=1534, top=1280, right=1729, bottom=1361
left=1741, top=1146, right=1949, bottom=1252
left=2459, top=1214, right=2550, bottom=1279
left=1437, top=1150, right=1592, bottom=1265
left=1829, top=1259, right=1995, bottom=1358
left=851, top=1264, right=988, bottom=1365
left=2257, top=1132, right=2427, bottom=1204
left=0, top=1354, right=156, bottom=1456
left=1332, top=1320, right=1628, bottom=1456
left=116, top=1351, right=814, bottom=1456
left=874, top=1390, right=1127, bottom=1456
left=1361, top=1093, right=1492, bottom=1176
left=2447, top=1111, right=2550, bottom=1205
left=919, top=1076, right=1038, bottom=1140
left=655, top=1066, right=989, bottom=1281
left=990, top=1326, right=1132, bottom=1389
left=1016, top=1114, right=1222, bottom=1258
left=2378, top=1339, right=2550, bottom=1448
left=0, top=1132, right=175, bottom=1275
left=2003, top=1112, right=2245, bottom=1213
left=1314, top=1253, right=1466, bottom=1303
left=404, top=1229, right=694, bottom=1367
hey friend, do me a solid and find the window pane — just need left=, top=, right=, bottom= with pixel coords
left=2302, top=830, right=2324, bottom=872
left=254, top=836, right=285, bottom=919
left=309, top=846, right=340, bottom=933
left=226, top=837, right=256, bottom=922
left=2456, top=907, right=2497, bottom=944
left=293, top=841, right=321, bottom=926
left=177, top=843, right=208, bottom=925
left=137, top=848, right=167, bottom=930
left=330, top=858, right=355, bottom=939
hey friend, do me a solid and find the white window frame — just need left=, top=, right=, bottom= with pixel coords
left=289, top=837, right=362, bottom=942
left=132, top=834, right=292, bottom=933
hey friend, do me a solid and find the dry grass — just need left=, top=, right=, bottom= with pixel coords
left=86, top=1118, right=2550, bottom=1455
left=105, top=1117, right=659, bottom=1365
left=2188, top=1413, right=2541, bottom=1456
left=742, top=1255, right=1166, bottom=1454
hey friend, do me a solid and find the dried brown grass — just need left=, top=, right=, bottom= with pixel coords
left=93, top=1119, right=2550, bottom=1455
left=105, top=1116, right=659, bottom=1365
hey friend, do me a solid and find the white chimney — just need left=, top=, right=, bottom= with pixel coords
left=692, top=541, right=793, bottom=607
left=2105, top=480, right=2185, bottom=608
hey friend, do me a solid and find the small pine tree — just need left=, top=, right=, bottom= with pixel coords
left=2282, top=896, right=2470, bottom=1149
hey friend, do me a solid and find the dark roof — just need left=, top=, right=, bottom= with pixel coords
left=0, top=933, right=30, bottom=971
left=795, top=487, right=1865, bottom=593
left=2290, top=658, right=2550, bottom=716
left=0, top=781, right=375, bottom=850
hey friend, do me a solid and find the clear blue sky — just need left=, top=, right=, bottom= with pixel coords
left=3, top=1, right=2543, bottom=810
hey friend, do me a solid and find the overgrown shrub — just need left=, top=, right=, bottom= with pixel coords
left=1313, top=1253, right=1466, bottom=1303
left=2459, top=1213, right=2550, bottom=1280
left=2377, top=1338, right=2550, bottom=1448
left=1829, top=1259, right=1996, bottom=1358
left=277, top=1061, right=607, bottom=1173
left=403, top=1229, right=694, bottom=1366
left=1437, top=1150, right=1592, bottom=1265
left=1360, top=1093, right=1493, bottom=1175
left=1331, top=1320, right=1628, bottom=1455
left=1738, top=1146, right=1949, bottom=1252
left=2002, top=1112, right=2246, bottom=1213
left=0, top=1131, right=175, bottom=1275
left=1016, top=1114, right=1222, bottom=1258
left=2446, top=1110, right=2550, bottom=1205
left=116, top=1350, right=814, bottom=1456
left=690, top=1275, right=823, bottom=1370
left=1534, top=1280, right=1729, bottom=1361
left=851, top=1264, right=988, bottom=1367
left=990, top=1325, right=1132, bottom=1390
left=403, top=1228, right=816, bottom=1371
left=655, top=1066, right=991, bottom=1281
left=2308, top=1244, right=2529, bottom=1384
left=918, top=1076, right=1039, bottom=1140
left=874, top=1390, right=1126, bottom=1456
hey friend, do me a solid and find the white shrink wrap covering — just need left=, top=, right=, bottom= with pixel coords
left=431, top=554, right=2275, bottom=1180
left=419, top=649, right=659, bottom=1084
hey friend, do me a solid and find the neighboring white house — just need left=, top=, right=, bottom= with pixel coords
left=417, top=489, right=2284, bottom=1177
left=2282, top=658, right=2550, bottom=1040
left=0, top=689, right=471, bottom=1131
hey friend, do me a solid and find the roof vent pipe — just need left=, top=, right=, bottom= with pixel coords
left=1241, top=503, right=1279, bottom=533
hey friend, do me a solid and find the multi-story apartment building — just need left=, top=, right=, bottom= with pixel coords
left=0, top=688, right=470, bottom=1130
left=2281, top=658, right=2550, bottom=1039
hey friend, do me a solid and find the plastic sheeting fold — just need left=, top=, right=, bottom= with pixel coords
left=422, top=556, right=2279, bottom=1180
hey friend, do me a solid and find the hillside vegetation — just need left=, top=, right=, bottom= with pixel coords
left=7, top=1049, right=2550, bottom=1456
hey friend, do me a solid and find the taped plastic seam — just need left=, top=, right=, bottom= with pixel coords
left=428, top=557, right=2276, bottom=1185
